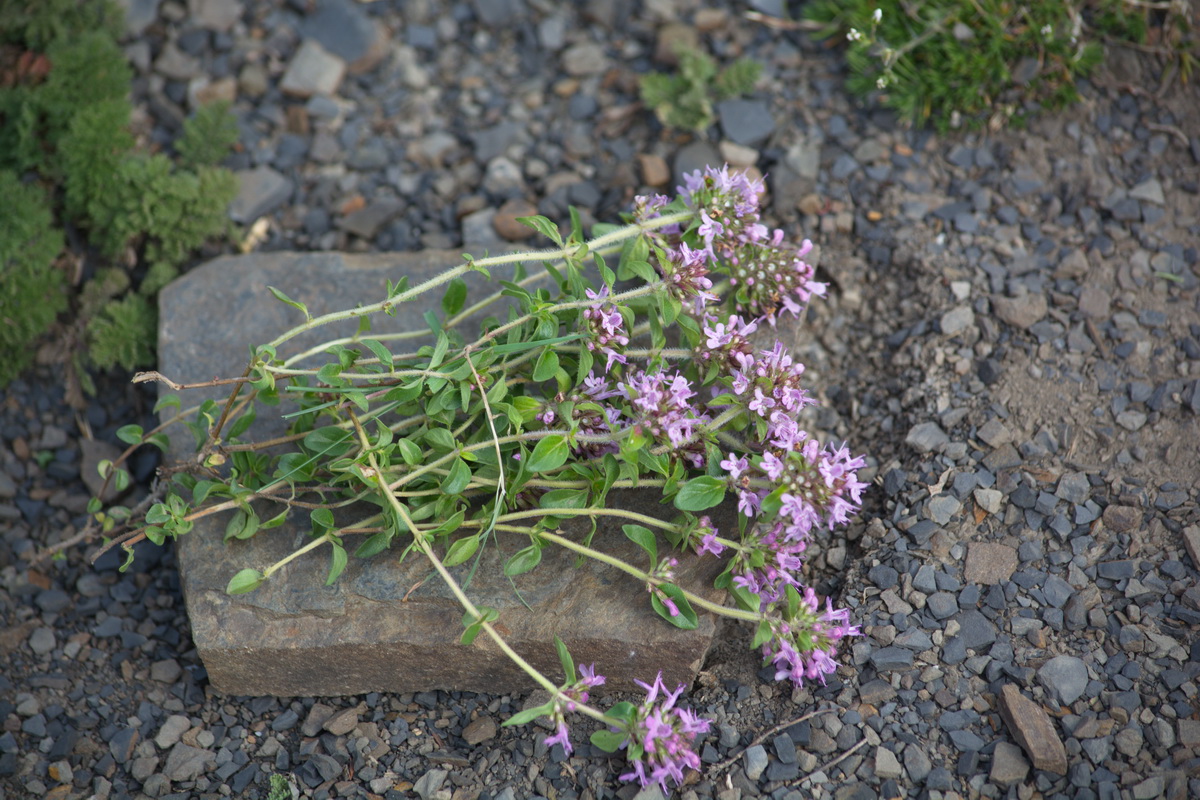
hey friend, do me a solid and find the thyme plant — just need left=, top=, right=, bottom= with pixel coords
left=91, top=166, right=866, bottom=793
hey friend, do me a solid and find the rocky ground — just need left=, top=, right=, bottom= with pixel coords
left=3, top=1, right=1200, bottom=799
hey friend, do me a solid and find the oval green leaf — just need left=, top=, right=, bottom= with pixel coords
left=226, top=568, right=265, bottom=595
left=527, top=434, right=569, bottom=473
left=443, top=534, right=480, bottom=567
left=673, top=475, right=726, bottom=511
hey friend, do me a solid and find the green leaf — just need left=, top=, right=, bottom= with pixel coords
left=443, top=534, right=480, bottom=567
left=504, top=544, right=542, bottom=576
left=442, top=277, right=468, bottom=317
left=429, top=331, right=450, bottom=368
left=622, top=524, right=657, bottom=565
left=310, top=507, right=334, bottom=535
left=116, top=424, right=143, bottom=445
left=145, top=502, right=170, bottom=525
left=503, top=701, right=556, bottom=728
left=674, top=476, right=726, bottom=511
left=304, top=426, right=354, bottom=457
left=590, top=729, right=627, bottom=753
left=554, top=635, right=576, bottom=683
left=228, top=405, right=257, bottom=439
left=527, top=434, right=569, bottom=473
left=424, top=427, right=457, bottom=452
left=532, top=348, right=559, bottom=382
left=441, top=457, right=472, bottom=495
left=539, top=488, right=588, bottom=509
left=267, top=286, right=310, bottom=320
left=361, top=339, right=394, bottom=370
left=355, top=531, right=392, bottom=558
left=460, top=622, right=483, bottom=646
left=651, top=583, right=698, bottom=629
left=759, top=485, right=786, bottom=519
left=516, top=215, right=564, bottom=246
left=397, top=438, right=422, bottom=464
left=325, top=540, right=348, bottom=585
left=224, top=508, right=260, bottom=541
left=751, top=617, right=773, bottom=649
left=144, top=433, right=170, bottom=453
left=624, top=259, right=657, bottom=285
left=113, top=468, right=131, bottom=493
left=86, top=497, right=102, bottom=514
left=226, top=568, right=265, bottom=595
left=153, top=394, right=181, bottom=414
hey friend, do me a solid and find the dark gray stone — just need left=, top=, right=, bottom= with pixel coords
left=159, top=252, right=731, bottom=695
left=1038, top=655, right=1089, bottom=706
left=717, top=99, right=776, bottom=148
left=299, top=0, right=387, bottom=73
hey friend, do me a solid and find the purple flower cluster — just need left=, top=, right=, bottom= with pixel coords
left=760, top=587, right=861, bottom=688
left=617, top=672, right=712, bottom=794
left=660, top=242, right=719, bottom=315
left=674, top=165, right=827, bottom=324
left=544, top=664, right=607, bottom=756
left=582, top=286, right=629, bottom=371
left=618, top=368, right=710, bottom=467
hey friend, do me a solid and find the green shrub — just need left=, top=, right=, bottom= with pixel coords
left=0, top=0, right=124, bottom=50
left=640, top=47, right=762, bottom=133
left=86, top=293, right=157, bottom=372
left=177, top=100, right=240, bottom=169
left=0, top=171, right=66, bottom=385
left=0, top=1, right=239, bottom=387
left=804, top=0, right=1195, bottom=130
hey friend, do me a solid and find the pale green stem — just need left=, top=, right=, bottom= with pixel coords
left=538, top=530, right=759, bottom=622
left=366, top=454, right=612, bottom=727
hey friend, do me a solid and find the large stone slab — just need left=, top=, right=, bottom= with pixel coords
left=159, top=251, right=732, bottom=696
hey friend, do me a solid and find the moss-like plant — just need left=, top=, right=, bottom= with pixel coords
left=0, top=0, right=238, bottom=387
left=639, top=46, right=762, bottom=133
left=0, top=170, right=66, bottom=385
left=804, top=0, right=1193, bottom=130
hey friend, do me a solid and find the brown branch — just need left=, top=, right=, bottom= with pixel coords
left=132, top=371, right=250, bottom=391
left=708, top=707, right=836, bottom=776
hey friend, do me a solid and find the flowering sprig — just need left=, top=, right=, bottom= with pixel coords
left=591, top=672, right=712, bottom=794
left=86, top=164, right=868, bottom=794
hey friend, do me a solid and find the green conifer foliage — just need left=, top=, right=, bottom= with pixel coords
left=0, top=171, right=66, bottom=384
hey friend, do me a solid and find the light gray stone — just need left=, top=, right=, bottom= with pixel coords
left=905, top=422, right=948, bottom=454
left=1037, top=655, right=1089, bottom=706
left=280, top=40, right=345, bottom=98
left=188, top=0, right=242, bottom=32
left=155, top=715, right=191, bottom=749
left=28, top=627, right=55, bottom=656
left=561, top=43, right=607, bottom=76
left=940, top=305, right=975, bottom=336
left=743, top=744, right=768, bottom=781
left=229, top=168, right=292, bottom=224
left=875, top=746, right=902, bottom=780
left=991, top=292, right=1047, bottom=330
left=162, top=743, right=215, bottom=781
left=989, top=741, right=1030, bottom=787
left=964, top=543, right=1017, bottom=585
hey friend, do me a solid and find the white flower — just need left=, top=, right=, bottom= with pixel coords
left=876, top=75, right=888, bottom=89
left=872, top=8, right=882, bottom=23
left=1041, top=24, right=1052, bottom=37
left=846, top=28, right=864, bottom=42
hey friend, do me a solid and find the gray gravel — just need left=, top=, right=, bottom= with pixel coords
left=3, top=1, right=1200, bottom=799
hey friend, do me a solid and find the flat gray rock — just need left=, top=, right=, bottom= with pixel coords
left=159, top=251, right=731, bottom=696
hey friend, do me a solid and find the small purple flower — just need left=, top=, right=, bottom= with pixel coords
left=720, top=452, right=748, bottom=479
left=544, top=720, right=572, bottom=755
left=616, top=672, right=711, bottom=795
left=698, top=532, right=726, bottom=557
